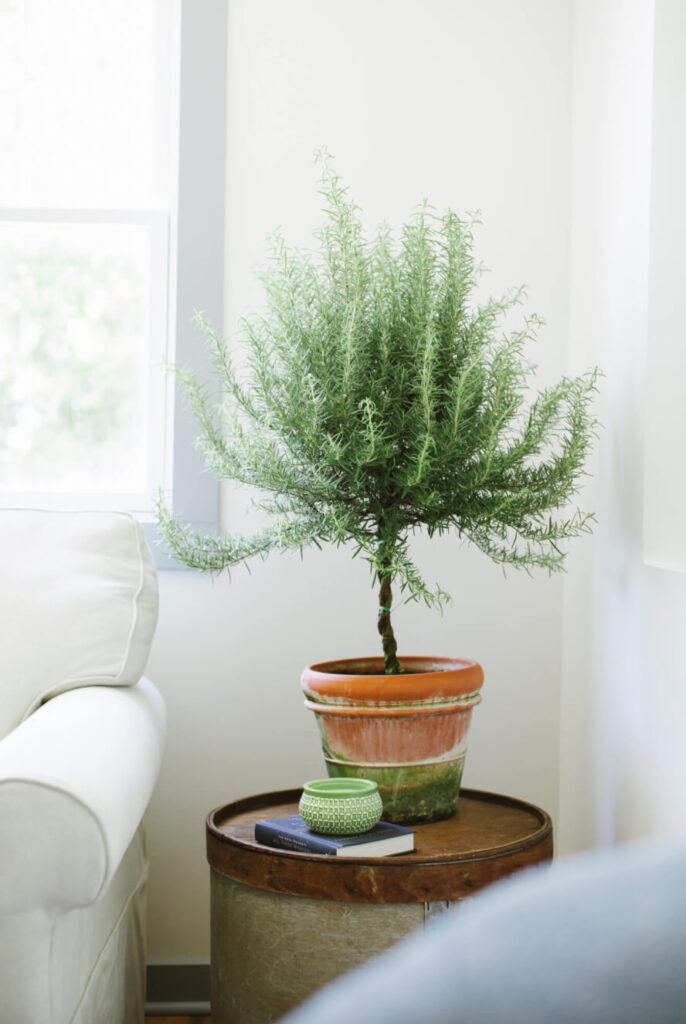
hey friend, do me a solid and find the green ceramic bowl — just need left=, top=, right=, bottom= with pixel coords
left=299, top=778, right=383, bottom=835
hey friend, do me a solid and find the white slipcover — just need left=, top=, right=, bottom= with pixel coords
left=0, top=509, right=159, bottom=738
left=0, top=510, right=165, bottom=1024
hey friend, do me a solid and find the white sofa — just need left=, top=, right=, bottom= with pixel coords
left=0, top=510, right=166, bottom=1024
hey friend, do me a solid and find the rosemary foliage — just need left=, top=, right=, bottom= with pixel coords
left=158, top=152, right=599, bottom=673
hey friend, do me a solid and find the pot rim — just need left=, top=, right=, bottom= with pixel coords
left=302, top=778, right=379, bottom=799
left=302, top=655, right=484, bottom=704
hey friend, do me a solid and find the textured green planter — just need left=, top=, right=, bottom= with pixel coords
left=299, top=778, right=383, bottom=835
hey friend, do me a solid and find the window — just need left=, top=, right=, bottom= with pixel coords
left=0, top=0, right=225, bottom=554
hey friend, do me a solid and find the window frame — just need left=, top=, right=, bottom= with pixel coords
left=144, top=0, right=226, bottom=568
left=0, top=0, right=227, bottom=568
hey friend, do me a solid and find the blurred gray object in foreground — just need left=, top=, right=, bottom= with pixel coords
left=280, top=837, right=686, bottom=1024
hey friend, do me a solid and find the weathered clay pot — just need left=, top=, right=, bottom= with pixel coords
left=301, top=656, right=484, bottom=824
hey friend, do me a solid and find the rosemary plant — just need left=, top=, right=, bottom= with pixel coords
left=158, top=152, right=598, bottom=674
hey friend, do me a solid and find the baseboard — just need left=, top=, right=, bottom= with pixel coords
left=146, top=962, right=210, bottom=1015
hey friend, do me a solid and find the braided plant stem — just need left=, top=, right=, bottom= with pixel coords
left=377, top=568, right=400, bottom=674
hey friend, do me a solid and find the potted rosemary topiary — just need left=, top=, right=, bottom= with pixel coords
left=158, top=152, right=598, bottom=822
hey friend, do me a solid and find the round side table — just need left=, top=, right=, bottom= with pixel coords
left=207, top=787, right=553, bottom=1024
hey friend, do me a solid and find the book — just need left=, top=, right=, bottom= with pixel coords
left=254, top=814, right=415, bottom=857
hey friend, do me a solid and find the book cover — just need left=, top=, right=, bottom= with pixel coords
left=254, top=815, right=415, bottom=857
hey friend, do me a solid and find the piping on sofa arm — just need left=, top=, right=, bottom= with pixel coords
left=0, top=678, right=166, bottom=915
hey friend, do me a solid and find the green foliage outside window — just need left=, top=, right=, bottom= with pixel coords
left=0, top=231, right=144, bottom=491
left=158, top=152, right=599, bottom=673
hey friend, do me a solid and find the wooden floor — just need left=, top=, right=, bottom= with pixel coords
left=146, top=1017, right=210, bottom=1023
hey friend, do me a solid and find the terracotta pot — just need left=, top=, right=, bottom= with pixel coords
left=301, top=656, right=484, bottom=824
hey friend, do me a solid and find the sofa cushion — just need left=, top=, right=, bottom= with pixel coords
left=0, top=509, right=158, bottom=738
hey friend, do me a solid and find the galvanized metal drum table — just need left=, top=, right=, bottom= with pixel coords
left=206, top=787, right=553, bottom=1024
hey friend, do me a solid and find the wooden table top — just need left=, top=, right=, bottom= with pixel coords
left=206, top=788, right=553, bottom=904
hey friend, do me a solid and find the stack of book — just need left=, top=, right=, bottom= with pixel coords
left=254, top=814, right=415, bottom=857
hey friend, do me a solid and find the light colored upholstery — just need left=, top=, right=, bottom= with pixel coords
left=0, top=678, right=165, bottom=915
left=0, top=509, right=159, bottom=737
left=279, top=837, right=686, bottom=1024
left=0, top=510, right=165, bottom=1024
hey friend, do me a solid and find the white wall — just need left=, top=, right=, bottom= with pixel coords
left=558, top=0, right=655, bottom=852
left=643, top=0, right=686, bottom=573
left=145, top=0, right=576, bottom=960
left=635, top=0, right=686, bottom=828
left=559, top=0, right=686, bottom=850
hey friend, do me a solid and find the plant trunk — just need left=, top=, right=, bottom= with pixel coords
left=377, top=568, right=400, bottom=674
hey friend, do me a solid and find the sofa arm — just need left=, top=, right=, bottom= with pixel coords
left=0, top=678, right=166, bottom=915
